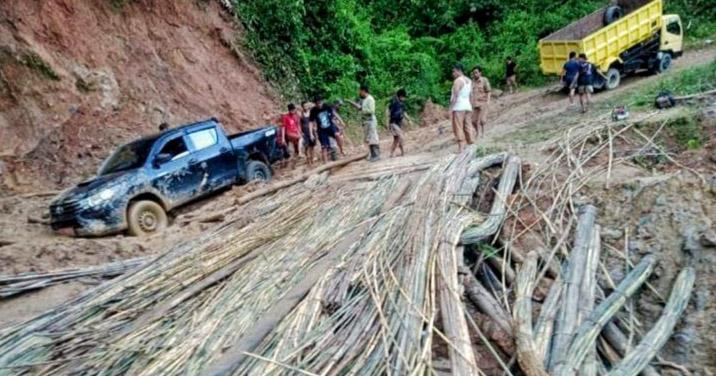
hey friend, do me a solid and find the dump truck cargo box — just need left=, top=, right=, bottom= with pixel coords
left=539, top=0, right=663, bottom=74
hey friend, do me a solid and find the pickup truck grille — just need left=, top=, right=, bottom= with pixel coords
left=50, top=200, right=83, bottom=225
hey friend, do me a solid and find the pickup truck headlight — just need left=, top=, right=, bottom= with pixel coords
left=85, top=187, right=118, bottom=207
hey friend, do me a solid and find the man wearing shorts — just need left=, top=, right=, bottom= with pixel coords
left=280, top=103, right=301, bottom=160
left=309, top=96, right=340, bottom=163
left=450, top=63, right=473, bottom=152
left=578, top=53, right=600, bottom=113
left=300, top=101, right=317, bottom=166
left=470, top=66, right=491, bottom=138
left=388, top=89, right=407, bottom=157
left=561, top=51, right=581, bottom=106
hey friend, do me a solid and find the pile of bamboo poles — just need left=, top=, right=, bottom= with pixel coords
left=0, top=258, right=148, bottom=299
left=0, top=114, right=698, bottom=375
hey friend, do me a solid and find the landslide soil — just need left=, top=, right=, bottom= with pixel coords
left=0, top=0, right=279, bottom=190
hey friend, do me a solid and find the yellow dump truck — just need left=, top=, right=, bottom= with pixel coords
left=539, top=0, right=683, bottom=90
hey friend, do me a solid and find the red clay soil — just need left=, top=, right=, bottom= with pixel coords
left=0, top=0, right=279, bottom=192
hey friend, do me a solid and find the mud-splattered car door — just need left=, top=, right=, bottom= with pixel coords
left=186, top=126, right=236, bottom=192
left=149, top=133, right=204, bottom=207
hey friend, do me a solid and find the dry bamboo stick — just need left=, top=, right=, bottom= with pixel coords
left=552, top=255, right=656, bottom=376
left=549, top=204, right=597, bottom=372
left=461, top=156, right=521, bottom=245
left=513, top=251, right=549, bottom=376
left=608, top=267, right=695, bottom=376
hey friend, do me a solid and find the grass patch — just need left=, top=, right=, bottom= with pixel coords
left=666, top=115, right=705, bottom=150
left=21, top=53, right=60, bottom=81
left=605, top=59, right=716, bottom=109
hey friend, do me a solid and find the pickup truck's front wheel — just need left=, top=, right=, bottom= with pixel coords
left=246, top=160, right=272, bottom=182
left=127, top=200, right=168, bottom=236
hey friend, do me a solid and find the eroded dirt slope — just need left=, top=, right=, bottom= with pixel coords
left=0, top=0, right=279, bottom=191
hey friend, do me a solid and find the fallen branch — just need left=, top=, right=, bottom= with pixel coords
left=462, top=268, right=512, bottom=334
left=608, top=267, right=695, bottom=376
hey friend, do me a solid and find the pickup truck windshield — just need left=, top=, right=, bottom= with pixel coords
left=99, top=138, right=155, bottom=175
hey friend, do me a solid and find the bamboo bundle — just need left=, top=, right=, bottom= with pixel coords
left=0, top=257, right=148, bottom=298
left=608, top=267, right=695, bottom=376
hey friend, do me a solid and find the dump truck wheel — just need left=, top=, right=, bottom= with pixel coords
left=127, top=200, right=168, bottom=236
left=246, top=160, right=271, bottom=182
left=603, top=5, right=623, bottom=26
left=605, top=68, right=621, bottom=90
left=593, top=74, right=606, bottom=91
left=656, top=54, right=672, bottom=73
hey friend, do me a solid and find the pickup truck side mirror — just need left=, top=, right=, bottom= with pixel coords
left=153, top=153, right=173, bottom=168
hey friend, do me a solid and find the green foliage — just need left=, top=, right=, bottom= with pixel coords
left=230, top=0, right=715, bottom=118
left=606, top=59, right=716, bottom=108
left=668, top=116, right=705, bottom=150
left=21, top=53, right=60, bottom=81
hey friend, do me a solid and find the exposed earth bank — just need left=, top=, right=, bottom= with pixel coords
left=0, top=0, right=279, bottom=191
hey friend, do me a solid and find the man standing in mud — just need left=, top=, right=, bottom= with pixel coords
left=348, top=85, right=380, bottom=162
left=450, top=64, right=473, bottom=153
left=388, top=89, right=408, bottom=157
left=309, top=96, right=341, bottom=163
left=561, top=51, right=581, bottom=107
left=470, top=66, right=491, bottom=139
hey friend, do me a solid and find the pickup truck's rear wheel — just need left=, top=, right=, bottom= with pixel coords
left=246, top=160, right=272, bottom=182
left=128, top=200, right=167, bottom=236
left=605, top=68, right=621, bottom=90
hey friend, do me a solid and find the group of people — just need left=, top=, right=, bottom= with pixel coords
left=276, top=85, right=411, bottom=166
left=561, top=51, right=603, bottom=113
left=277, top=57, right=520, bottom=162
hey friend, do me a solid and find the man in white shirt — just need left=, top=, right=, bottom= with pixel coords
left=450, top=64, right=473, bottom=152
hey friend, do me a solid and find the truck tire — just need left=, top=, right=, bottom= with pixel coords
left=603, top=5, right=623, bottom=26
left=605, top=68, right=621, bottom=90
left=655, top=53, right=672, bottom=73
left=127, top=200, right=168, bottom=236
left=592, top=74, right=606, bottom=91
left=246, top=160, right=271, bottom=182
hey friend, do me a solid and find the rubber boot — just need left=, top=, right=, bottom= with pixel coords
left=368, top=145, right=380, bottom=162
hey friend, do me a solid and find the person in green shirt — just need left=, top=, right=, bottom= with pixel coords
left=348, top=84, right=380, bottom=161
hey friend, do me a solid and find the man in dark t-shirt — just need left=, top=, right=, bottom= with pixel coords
left=561, top=51, right=581, bottom=106
left=388, top=89, right=408, bottom=157
left=577, top=53, right=602, bottom=113
left=505, top=57, right=518, bottom=94
left=309, top=96, right=339, bottom=163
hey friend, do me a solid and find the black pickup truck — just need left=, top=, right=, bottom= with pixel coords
left=50, top=118, right=283, bottom=236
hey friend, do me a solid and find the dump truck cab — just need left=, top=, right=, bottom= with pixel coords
left=660, top=14, right=683, bottom=56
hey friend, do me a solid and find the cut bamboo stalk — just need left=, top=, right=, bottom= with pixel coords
left=549, top=205, right=597, bottom=372
left=552, top=255, right=656, bottom=376
left=601, top=322, right=660, bottom=376
left=461, top=156, right=521, bottom=245
left=533, top=276, right=562, bottom=365
left=608, top=267, right=695, bottom=376
left=461, top=268, right=512, bottom=334
left=513, top=251, right=549, bottom=376
left=579, top=226, right=602, bottom=376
